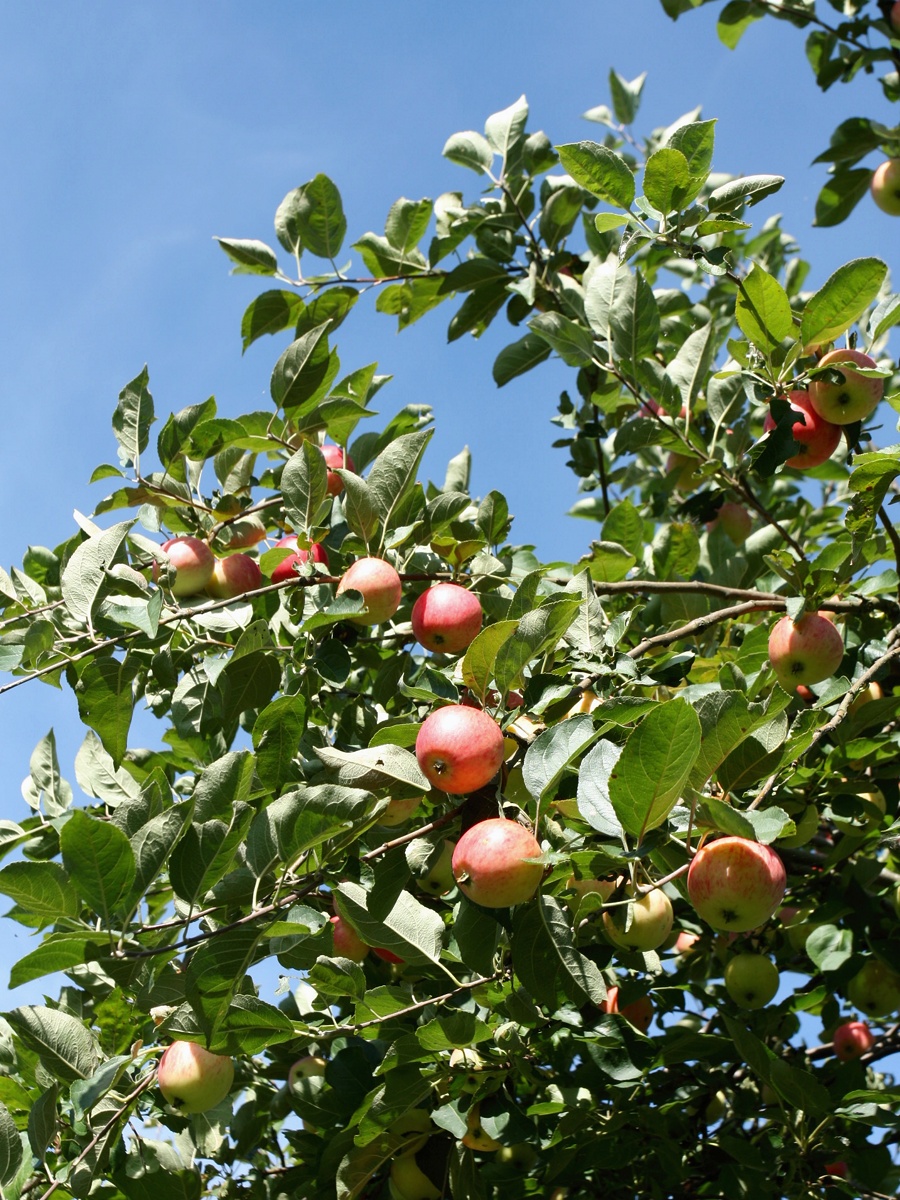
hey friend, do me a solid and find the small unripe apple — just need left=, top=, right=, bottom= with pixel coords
left=566, top=875, right=616, bottom=911
left=417, top=840, right=456, bottom=896
left=377, top=795, right=422, bottom=827
left=390, top=1108, right=433, bottom=1157
left=599, top=985, right=654, bottom=1032
left=603, top=886, right=674, bottom=953
left=495, top=1143, right=538, bottom=1171
left=288, top=1055, right=327, bottom=1087
left=415, top=704, right=505, bottom=794
left=389, top=1153, right=440, bottom=1200
left=336, top=557, right=402, bottom=624
left=207, top=553, right=263, bottom=600
left=704, top=1091, right=727, bottom=1123
left=157, top=1040, right=234, bottom=1113
left=411, top=583, right=483, bottom=654
left=848, top=679, right=884, bottom=714
left=762, top=391, right=841, bottom=469
left=724, top=953, right=780, bottom=1009
left=846, top=958, right=900, bottom=1017
left=768, top=612, right=844, bottom=691
left=461, top=1104, right=502, bottom=1151
left=157, top=536, right=215, bottom=597
left=832, top=1020, right=874, bottom=1062
left=451, top=817, right=544, bottom=908
left=321, top=444, right=356, bottom=495
left=665, top=451, right=703, bottom=492
left=687, top=837, right=786, bottom=933
left=870, top=159, right=900, bottom=216
left=329, top=913, right=369, bottom=963
left=809, top=348, right=884, bottom=425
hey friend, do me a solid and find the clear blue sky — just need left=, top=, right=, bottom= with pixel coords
left=0, top=3, right=896, bottom=1008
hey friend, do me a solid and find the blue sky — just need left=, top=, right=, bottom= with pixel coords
left=0, top=3, right=897, bottom=1013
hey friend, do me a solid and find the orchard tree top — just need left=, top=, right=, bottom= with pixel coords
left=0, top=4, right=899, bottom=1199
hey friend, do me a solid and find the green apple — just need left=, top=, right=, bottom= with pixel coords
left=389, top=1153, right=440, bottom=1200
left=870, top=159, right=900, bottom=216
left=417, top=840, right=456, bottom=896
left=377, top=795, right=422, bottom=827
left=157, top=1040, right=234, bottom=1114
left=603, top=886, right=673, bottom=952
left=390, top=1109, right=433, bottom=1157
left=495, top=1143, right=538, bottom=1171
left=846, top=959, right=900, bottom=1018
left=724, top=953, right=780, bottom=1009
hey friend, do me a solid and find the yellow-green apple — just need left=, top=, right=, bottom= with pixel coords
left=603, top=886, right=674, bottom=952
left=417, top=840, right=456, bottom=896
left=207, top=553, right=263, bottom=599
left=321, top=444, right=356, bottom=496
left=411, top=583, right=483, bottom=654
left=768, top=611, right=844, bottom=691
left=599, top=985, right=654, bottom=1033
left=157, top=536, right=215, bottom=597
left=848, top=679, right=884, bottom=714
left=687, top=836, right=786, bottom=932
left=329, top=913, right=369, bottom=962
left=377, top=795, right=422, bottom=827
left=566, top=874, right=616, bottom=911
left=223, top=514, right=267, bottom=549
left=270, top=535, right=329, bottom=584
left=833, top=785, right=886, bottom=835
left=809, top=348, right=884, bottom=425
left=451, top=817, right=543, bottom=907
left=495, top=1143, right=538, bottom=1171
left=712, top=501, right=753, bottom=544
left=724, top=953, right=780, bottom=1009
left=157, top=1040, right=234, bottom=1113
left=336, top=557, right=402, bottom=624
left=704, top=1091, right=727, bottom=1123
left=288, top=1055, right=326, bottom=1087
left=461, top=1104, right=501, bottom=1151
left=763, top=391, right=841, bottom=468
left=846, top=958, right=900, bottom=1017
left=870, top=159, right=900, bottom=215
left=564, top=690, right=601, bottom=719
left=415, top=704, right=505, bottom=794
left=666, top=452, right=703, bottom=492
left=832, top=1020, right=874, bottom=1062
left=389, top=1153, right=440, bottom=1200
left=390, top=1109, right=432, bottom=1157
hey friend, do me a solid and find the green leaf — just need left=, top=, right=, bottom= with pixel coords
left=61, top=520, right=134, bottom=627
left=492, top=333, right=552, bottom=386
left=270, top=322, right=335, bottom=412
left=800, top=257, right=888, bottom=349
left=813, top=167, right=872, bottom=228
left=6, top=1005, right=99, bottom=1082
left=112, top=367, right=154, bottom=469
left=252, top=695, right=309, bottom=791
left=240, top=289, right=305, bottom=352
left=352, top=232, right=426, bottom=276
left=576, top=740, right=625, bottom=839
left=185, top=926, right=263, bottom=1040
left=716, top=0, right=764, bottom=48
left=664, top=120, right=716, bottom=206
left=0, top=862, right=80, bottom=920
left=215, top=237, right=278, bottom=274
left=366, top=429, right=432, bottom=540
left=643, top=148, right=690, bottom=214
left=523, top=714, right=599, bottom=803
left=68, top=657, right=137, bottom=766
left=335, top=881, right=444, bottom=966
left=275, top=175, right=347, bottom=259
left=315, top=744, right=430, bottom=794
left=484, top=94, right=529, bottom=171
left=608, top=69, right=646, bottom=125
left=735, top=264, right=795, bottom=353
left=460, top=620, right=517, bottom=702
left=442, top=130, right=494, bottom=174
left=385, top=198, right=433, bottom=255
left=556, top=141, right=635, bottom=209
left=493, top=599, right=582, bottom=697
left=512, top=898, right=607, bottom=1009
left=689, top=690, right=788, bottom=789
left=608, top=699, right=701, bottom=837
left=528, top=312, right=596, bottom=367
left=281, top=441, right=330, bottom=537
left=584, top=262, right=660, bottom=363
left=707, top=174, right=784, bottom=211
left=60, top=810, right=136, bottom=924
left=868, top=294, right=900, bottom=342
left=0, top=1102, right=22, bottom=1186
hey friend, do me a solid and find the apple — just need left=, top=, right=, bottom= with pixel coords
left=762, top=390, right=841, bottom=469
left=336, top=557, right=403, bottom=624
left=704, top=1091, right=727, bottom=1123
left=870, top=159, right=900, bottom=216
left=157, top=1040, right=234, bottom=1114
left=417, top=840, right=456, bottom=896
left=223, top=514, right=267, bottom=549
left=823, top=1161, right=848, bottom=1180
left=846, top=958, right=900, bottom=1017
left=712, top=501, right=753, bottom=544
left=157, top=536, right=215, bottom=597
left=495, top=1143, right=538, bottom=1171
left=808, top=348, right=884, bottom=425
left=724, top=953, right=780, bottom=1009
left=566, top=875, right=616, bottom=912
left=599, top=985, right=654, bottom=1033
left=564, top=690, right=602, bottom=719
left=377, top=795, right=422, bottom=827
left=372, top=946, right=404, bottom=964
left=389, top=1153, right=440, bottom=1200
left=674, top=930, right=700, bottom=956
left=415, top=705, right=505, bottom=794
left=603, top=886, right=674, bottom=953
left=321, top=443, right=356, bottom=496
left=848, top=679, right=884, bottom=714
left=461, top=1104, right=501, bottom=1151
left=665, top=451, right=703, bottom=492
left=329, top=913, right=369, bottom=963
left=411, top=583, right=483, bottom=654
left=270, top=535, right=329, bottom=584
left=687, top=837, right=786, bottom=933
left=451, top=817, right=543, bottom=908
left=207, top=553, right=263, bottom=600
left=767, top=611, right=844, bottom=691
left=288, top=1055, right=326, bottom=1087
left=832, top=1020, right=874, bottom=1062
left=390, top=1109, right=433, bottom=1157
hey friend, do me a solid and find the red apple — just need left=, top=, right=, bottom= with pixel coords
left=270, top=535, right=329, bottom=584
left=724, top=953, right=780, bottom=1009
left=768, top=611, right=844, bottom=691
left=321, top=444, right=356, bottom=496
left=603, top=886, right=674, bottom=952
left=224, top=514, right=267, bottom=549
left=687, top=837, right=786, bottom=933
left=809, top=348, right=884, bottom=425
left=832, top=1020, right=874, bottom=1062
left=823, top=1161, right=848, bottom=1180
left=336, top=557, right=402, bottom=624
left=712, top=501, right=753, bottom=544
left=411, top=583, right=483, bottom=654
left=762, top=391, right=841, bottom=469
left=451, top=817, right=543, bottom=908
left=207, top=553, right=263, bottom=600
left=871, top=159, right=900, bottom=216
left=157, top=1040, right=234, bottom=1113
left=328, top=913, right=369, bottom=963
left=415, top=705, right=505, bottom=794
left=674, top=930, right=700, bottom=956
left=373, top=946, right=404, bottom=964
left=892, top=0, right=900, bottom=33
left=599, top=985, right=654, bottom=1033
left=157, top=536, right=215, bottom=597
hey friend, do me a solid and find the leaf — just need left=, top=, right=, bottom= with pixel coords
left=717, top=1, right=765, bottom=49
left=240, top=289, right=305, bottom=351
left=492, top=334, right=552, bottom=386
left=270, top=323, right=334, bottom=411
left=68, top=657, right=137, bottom=767
left=61, top=520, right=134, bottom=626
left=0, top=1103, right=22, bottom=1186
left=215, top=237, right=278, bottom=274
left=664, top=120, right=716, bottom=206
left=366, top=429, right=432, bottom=537
left=281, top=441, right=330, bottom=537
left=335, top=881, right=444, bottom=966
left=112, top=367, right=154, bottom=469
left=461, top=620, right=518, bottom=702
left=184, top=927, right=263, bottom=1040
left=493, top=598, right=582, bottom=697
left=512, top=897, right=607, bottom=1009
left=556, top=141, right=635, bottom=209
left=275, top=175, right=347, bottom=259
left=528, top=312, right=596, bottom=367
left=385, top=198, right=433, bottom=255
left=6, top=1005, right=99, bottom=1082
left=707, top=174, right=784, bottom=211
left=576, top=740, right=625, bottom=838
left=813, top=167, right=872, bottom=228
left=252, top=695, right=309, bottom=791
left=315, top=744, right=430, bottom=793
left=608, top=69, right=646, bottom=125
left=0, top=862, right=80, bottom=921
left=442, top=130, right=494, bottom=174
left=523, top=715, right=599, bottom=802
left=735, top=264, right=795, bottom=354
left=484, top=94, right=528, bottom=171
left=60, top=810, right=136, bottom=924
left=584, top=262, right=660, bottom=362
left=608, top=699, right=701, bottom=838
left=800, top=257, right=888, bottom=349
left=643, top=148, right=690, bottom=214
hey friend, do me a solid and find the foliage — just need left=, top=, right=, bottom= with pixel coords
left=0, top=6, right=899, bottom=1200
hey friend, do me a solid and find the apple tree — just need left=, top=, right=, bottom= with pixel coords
left=0, top=7, right=899, bottom=1200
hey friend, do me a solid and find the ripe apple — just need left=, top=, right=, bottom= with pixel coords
left=892, top=0, right=900, bottom=33
left=823, top=1161, right=848, bottom=1180
left=372, top=946, right=404, bottom=964
left=417, top=840, right=456, bottom=896
left=321, top=444, right=356, bottom=496
left=207, top=553, right=263, bottom=600
left=724, top=953, right=780, bottom=1009
left=494, top=1143, right=538, bottom=1171
left=674, top=930, right=700, bottom=956
left=389, top=1153, right=440, bottom=1200
left=808, top=348, right=884, bottom=425
left=846, top=958, right=900, bottom=1017
left=687, top=836, right=786, bottom=933
left=461, top=1104, right=501, bottom=1151
left=451, top=817, right=543, bottom=908
left=712, top=501, right=753, bottom=544
left=762, top=390, right=842, bottom=469
left=270, top=535, right=329, bottom=584
left=336, top=557, right=403, bottom=624
left=603, top=886, right=674, bottom=953
left=328, top=913, right=369, bottom=963
left=832, top=1020, right=874, bottom=1062
left=870, top=159, right=900, bottom=215
left=223, top=514, right=267, bottom=549
left=157, top=536, right=215, bottom=597
left=415, top=705, right=505, bottom=794
left=157, top=1040, right=234, bottom=1113
left=377, top=795, right=422, bottom=827
left=411, top=583, right=483, bottom=654
left=767, top=611, right=844, bottom=691
left=599, top=985, right=654, bottom=1033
